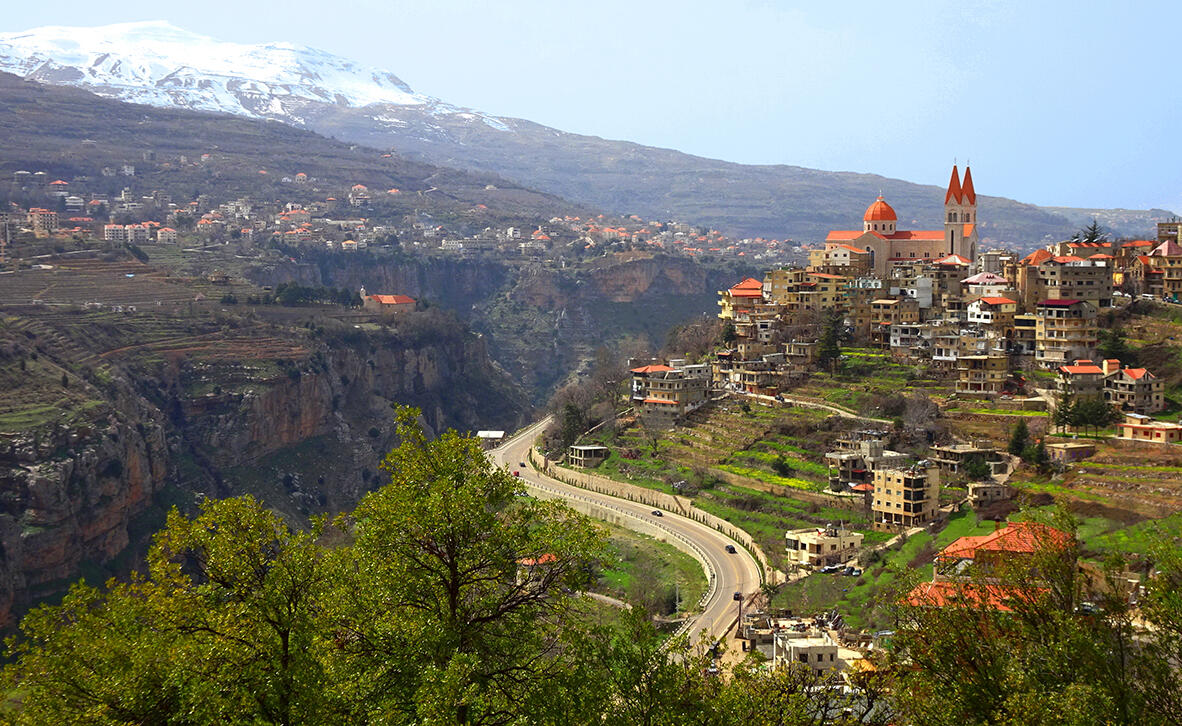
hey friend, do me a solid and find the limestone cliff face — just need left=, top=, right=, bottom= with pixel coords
left=0, top=315, right=527, bottom=627
left=0, top=399, right=168, bottom=626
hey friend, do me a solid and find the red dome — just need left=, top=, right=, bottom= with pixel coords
left=864, top=196, right=897, bottom=222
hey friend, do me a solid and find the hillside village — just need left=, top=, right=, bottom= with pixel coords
left=0, top=157, right=799, bottom=270
left=546, top=165, right=1182, bottom=673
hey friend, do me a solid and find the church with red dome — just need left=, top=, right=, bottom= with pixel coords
left=824, top=165, right=979, bottom=276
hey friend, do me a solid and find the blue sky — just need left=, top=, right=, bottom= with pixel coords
left=4, top=1, right=1180, bottom=213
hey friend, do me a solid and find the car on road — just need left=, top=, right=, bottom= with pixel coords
left=512, top=471, right=520, bottom=477
left=820, top=564, right=843, bottom=574
left=651, top=510, right=662, bottom=517
left=842, top=567, right=862, bottom=577
left=519, top=461, right=526, bottom=468
left=725, top=545, right=737, bottom=554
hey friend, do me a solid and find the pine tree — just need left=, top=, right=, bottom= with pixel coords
left=1008, top=419, right=1030, bottom=457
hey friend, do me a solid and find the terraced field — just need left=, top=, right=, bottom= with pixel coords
left=583, top=401, right=885, bottom=569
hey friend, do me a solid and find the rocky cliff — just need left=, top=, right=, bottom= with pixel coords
left=0, top=308, right=526, bottom=625
left=249, top=252, right=754, bottom=400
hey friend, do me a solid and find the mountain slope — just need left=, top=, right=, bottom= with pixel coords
left=0, top=21, right=1172, bottom=244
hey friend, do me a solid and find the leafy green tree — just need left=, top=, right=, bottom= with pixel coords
left=329, top=407, right=609, bottom=725
left=962, top=454, right=992, bottom=481
left=1009, top=419, right=1030, bottom=457
left=5, top=496, right=337, bottom=725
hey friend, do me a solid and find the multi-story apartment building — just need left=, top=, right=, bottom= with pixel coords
left=872, top=465, right=940, bottom=531
left=631, top=360, right=710, bottom=427
left=1035, top=299, right=1098, bottom=368
left=1106, top=364, right=1165, bottom=414
left=869, top=297, right=920, bottom=347
left=1056, top=359, right=1106, bottom=400
left=1018, top=255, right=1113, bottom=311
left=718, top=277, right=764, bottom=319
left=966, top=296, right=1017, bottom=330
left=956, top=355, right=1009, bottom=397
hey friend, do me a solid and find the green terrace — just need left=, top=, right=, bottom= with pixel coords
left=771, top=505, right=997, bottom=631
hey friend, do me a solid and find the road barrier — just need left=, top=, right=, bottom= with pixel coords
left=529, top=447, right=783, bottom=586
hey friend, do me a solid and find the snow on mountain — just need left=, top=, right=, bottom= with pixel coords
left=0, top=20, right=509, bottom=130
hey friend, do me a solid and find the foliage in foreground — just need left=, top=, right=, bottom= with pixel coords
left=4, top=412, right=1182, bottom=725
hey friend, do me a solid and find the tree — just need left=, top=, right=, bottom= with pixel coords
left=1098, top=328, right=1135, bottom=365
left=817, top=310, right=843, bottom=371
left=886, top=508, right=1156, bottom=726
left=1070, top=219, right=1109, bottom=244
left=330, top=407, right=609, bottom=725
left=5, top=496, right=338, bottom=724
left=1009, top=419, right=1030, bottom=457
left=962, top=454, right=992, bottom=481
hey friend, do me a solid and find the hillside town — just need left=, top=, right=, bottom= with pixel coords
left=0, top=158, right=798, bottom=266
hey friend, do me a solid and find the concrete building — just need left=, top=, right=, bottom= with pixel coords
left=772, top=629, right=840, bottom=673
left=630, top=361, right=709, bottom=427
left=1035, top=300, right=1097, bottom=368
left=784, top=525, right=865, bottom=568
left=567, top=445, right=609, bottom=468
left=872, top=465, right=940, bottom=532
left=956, top=355, right=1009, bottom=397
left=1117, top=413, right=1182, bottom=444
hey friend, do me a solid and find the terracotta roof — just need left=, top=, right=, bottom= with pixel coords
left=960, top=166, right=976, bottom=204
left=945, top=165, right=962, bottom=204
left=826, top=230, right=866, bottom=241
left=850, top=483, right=874, bottom=492
left=1120, top=368, right=1151, bottom=380
left=370, top=294, right=415, bottom=305
left=832, top=243, right=870, bottom=254
left=1050, top=255, right=1086, bottom=264
left=939, top=521, right=1073, bottom=561
left=643, top=398, right=678, bottom=405
left=864, top=196, right=897, bottom=222
left=933, top=253, right=971, bottom=266
left=809, top=272, right=847, bottom=280
left=630, top=364, right=673, bottom=374
left=519, top=553, right=557, bottom=566
left=906, top=580, right=1038, bottom=612
left=962, top=272, right=1009, bottom=285
left=962, top=223, right=975, bottom=237
left=1059, top=364, right=1103, bottom=375
left=1020, top=249, right=1053, bottom=266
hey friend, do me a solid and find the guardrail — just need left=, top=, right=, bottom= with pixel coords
left=532, top=449, right=781, bottom=586
left=519, top=460, right=718, bottom=642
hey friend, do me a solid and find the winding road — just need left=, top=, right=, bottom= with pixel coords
left=489, top=419, right=762, bottom=646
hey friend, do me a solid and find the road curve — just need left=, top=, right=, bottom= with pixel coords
left=490, top=419, right=761, bottom=646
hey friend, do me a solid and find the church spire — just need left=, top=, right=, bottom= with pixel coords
left=944, top=164, right=962, bottom=204
left=961, top=166, right=976, bottom=205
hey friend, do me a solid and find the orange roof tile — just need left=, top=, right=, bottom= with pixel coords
left=863, top=196, right=897, bottom=222
left=979, top=297, right=1016, bottom=305
left=960, top=166, right=976, bottom=204
left=370, top=294, right=415, bottom=305
left=945, top=165, right=962, bottom=204
left=939, top=521, right=1072, bottom=560
left=630, top=364, right=674, bottom=374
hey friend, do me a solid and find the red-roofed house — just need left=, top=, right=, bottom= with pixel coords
left=966, top=296, right=1017, bottom=328
left=1056, top=359, right=1106, bottom=400
left=1105, top=363, right=1164, bottom=414
left=824, top=165, right=978, bottom=275
left=363, top=292, right=415, bottom=314
left=717, top=277, right=766, bottom=319
left=630, top=359, right=710, bottom=427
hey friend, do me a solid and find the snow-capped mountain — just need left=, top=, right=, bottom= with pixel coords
left=0, top=21, right=1168, bottom=241
left=0, top=20, right=509, bottom=130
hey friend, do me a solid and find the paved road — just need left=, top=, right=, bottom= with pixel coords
left=490, top=420, right=762, bottom=646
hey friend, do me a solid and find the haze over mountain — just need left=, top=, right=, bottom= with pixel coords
left=0, top=20, right=1172, bottom=245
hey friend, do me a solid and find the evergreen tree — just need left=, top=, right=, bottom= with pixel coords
left=1009, top=419, right=1030, bottom=457
left=817, top=311, right=843, bottom=371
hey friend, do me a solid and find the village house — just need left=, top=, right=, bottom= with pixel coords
left=1116, top=413, right=1182, bottom=444
left=362, top=292, right=415, bottom=315
left=955, top=355, right=1010, bottom=397
left=630, top=360, right=710, bottom=428
left=785, top=525, right=865, bottom=568
left=567, top=445, right=609, bottom=468
left=772, top=629, right=840, bottom=673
